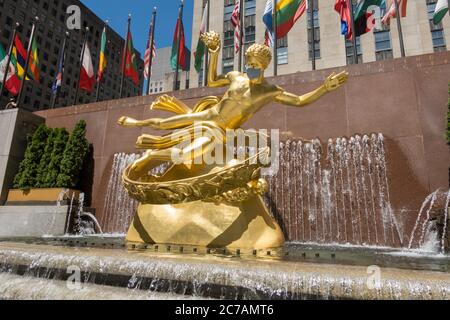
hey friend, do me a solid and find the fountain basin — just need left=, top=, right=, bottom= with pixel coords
left=0, top=240, right=448, bottom=300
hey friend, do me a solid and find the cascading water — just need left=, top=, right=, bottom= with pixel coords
left=101, top=153, right=141, bottom=234
left=265, top=133, right=399, bottom=247
left=408, top=189, right=450, bottom=254
left=101, top=153, right=169, bottom=234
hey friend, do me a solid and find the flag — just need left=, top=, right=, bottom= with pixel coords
left=29, top=37, right=40, bottom=82
left=0, top=44, right=20, bottom=96
left=263, top=0, right=307, bottom=40
left=433, top=0, right=449, bottom=25
left=335, top=0, right=353, bottom=39
left=382, top=0, right=408, bottom=25
left=170, top=17, right=188, bottom=71
left=144, top=24, right=156, bottom=80
left=354, top=0, right=384, bottom=37
left=123, top=30, right=140, bottom=85
left=231, top=0, right=241, bottom=53
left=13, top=34, right=39, bottom=82
left=263, top=0, right=275, bottom=47
left=194, top=0, right=209, bottom=73
left=97, top=27, right=107, bottom=82
left=79, top=42, right=95, bottom=93
left=52, top=46, right=65, bottom=95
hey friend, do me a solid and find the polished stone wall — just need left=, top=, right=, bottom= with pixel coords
left=35, top=52, right=450, bottom=232
left=0, top=109, right=44, bottom=205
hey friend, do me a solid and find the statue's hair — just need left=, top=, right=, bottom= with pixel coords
left=245, top=44, right=272, bottom=69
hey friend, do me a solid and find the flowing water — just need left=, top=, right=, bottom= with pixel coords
left=265, top=134, right=399, bottom=247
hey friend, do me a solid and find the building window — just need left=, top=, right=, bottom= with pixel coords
left=223, top=59, right=234, bottom=74
left=307, top=0, right=320, bottom=60
left=427, top=0, right=447, bottom=52
left=374, top=29, right=393, bottom=61
left=346, top=37, right=363, bottom=65
left=277, top=36, right=288, bottom=65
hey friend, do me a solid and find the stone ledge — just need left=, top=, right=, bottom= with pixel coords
left=0, top=206, right=71, bottom=237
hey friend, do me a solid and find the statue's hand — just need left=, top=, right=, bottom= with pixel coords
left=118, top=116, right=141, bottom=127
left=200, top=31, right=221, bottom=53
left=150, top=94, right=172, bottom=110
left=324, top=71, right=349, bottom=92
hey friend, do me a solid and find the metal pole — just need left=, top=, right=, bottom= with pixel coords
left=73, top=27, right=89, bottom=106
left=393, top=0, right=405, bottom=57
left=309, top=0, right=316, bottom=70
left=173, top=0, right=184, bottom=91
left=17, top=17, right=39, bottom=109
left=120, top=14, right=131, bottom=98
left=146, top=8, right=157, bottom=95
left=273, top=0, right=278, bottom=76
left=348, top=0, right=358, bottom=64
left=203, top=0, right=210, bottom=87
left=51, top=31, right=69, bottom=109
left=0, top=23, right=19, bottom=109
left=238, top=0, right=244, bottom=72
left=96, top=21, right=108, bottom=102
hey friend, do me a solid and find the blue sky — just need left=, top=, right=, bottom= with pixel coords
left=81, top=0, right=194, bottom=56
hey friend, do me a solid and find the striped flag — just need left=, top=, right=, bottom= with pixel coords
left=381, top=0, right=408, bottom=25
left=433, top=0, right=449, bottom=24
left=263, top=0, right=307, bottom=42
left=335, top=0, right=352, bottom=40
left=97, top=26, right=107, bottom=82
left=13, top=35, right=39, bottom=82
left=144, top=24, right=156, bottom=80
left=52, top=45, right=65, bottom=94
left=263, top=0, right=275, bottom=47
left=0, top=44, right=20, bottom=96
left=231, top=0, right=241, bottom=53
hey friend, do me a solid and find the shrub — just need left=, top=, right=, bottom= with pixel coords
left=56, top=120, right=89, bottom=188
left=13, top=124, right=51, bottom=190
left=35, top=128, right=57, bottom=188
left=42, top=128, right=70, bottom=188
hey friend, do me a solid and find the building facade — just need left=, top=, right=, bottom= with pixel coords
left=148, top=46, right=190, bottom=94
left=0, top=0, right=144, bottom=111
left=189, top=0, right=450, bottom=87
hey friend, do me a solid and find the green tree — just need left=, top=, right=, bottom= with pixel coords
left=13, top=124, right=51, bottom=190
left=35, top=128, right=57, bottom=188
left=43, top=128, right=69, bottom=187
left=56, top=120, right=89, bottom=188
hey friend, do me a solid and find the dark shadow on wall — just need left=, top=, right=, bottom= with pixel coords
left=79, top=144, right=94, bottom=207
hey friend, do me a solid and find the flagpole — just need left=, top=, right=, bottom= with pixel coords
left=203, top=0, right=210, bottom=87
left=0, top=22, right=19, bottom=108
left=73, top=27, right=89, bottom=106
left=309, top=0, right=316, bottom=70
left=393, top=0, right=405, bottom=57
left=272, top=0, right=278, bottom=76
left=146, top=8, right=157, bottom=95
left=173, top=0, right=184, bottom=91
left=96, top=21, right=108, bottom=102
left=120, top=14, right=131, bottom=98
left=348, top=0, right=358, bottom=64
left=51, top=31, right=69, bottom=109
left=238, top=0, right=244, bottom=72
left=17, top=17, right=38, bottom=109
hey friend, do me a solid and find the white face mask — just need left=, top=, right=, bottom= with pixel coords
left=246, top=66, right=261, bottom=80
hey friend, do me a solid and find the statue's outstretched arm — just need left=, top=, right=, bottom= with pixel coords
left=201, top=31, right=230, bottom=88
left=275, top=71, right=348, bottom=107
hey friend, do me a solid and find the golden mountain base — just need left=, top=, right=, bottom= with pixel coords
left=126, top=194, right=285, bottom=250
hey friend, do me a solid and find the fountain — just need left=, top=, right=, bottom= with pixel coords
left=0, top=31, right=448, bottom=300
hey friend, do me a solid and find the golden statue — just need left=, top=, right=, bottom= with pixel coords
left=118, top=31, right=348, bottom=254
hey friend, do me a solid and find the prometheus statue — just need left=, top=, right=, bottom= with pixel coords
left=118, top=31, right=348, bottom=253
